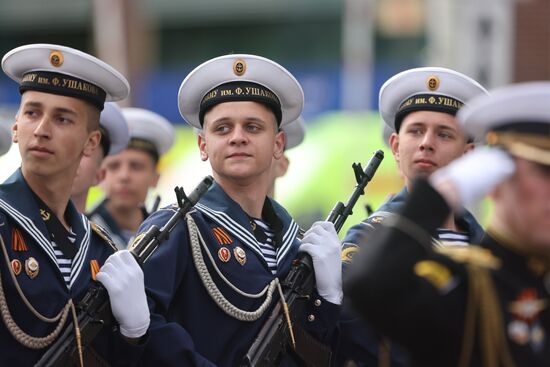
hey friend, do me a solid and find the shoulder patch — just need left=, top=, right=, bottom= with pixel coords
left=414, top=260, right=454, bottom=291
left=437, top=246, right=501, bottom=270
left=90, top=222, right=118, bottom=252
left=365, top=211, right=394, bottom=226
left=367, top=216, right=384, bottom=225
left=341, top=243, right=359, bottom=264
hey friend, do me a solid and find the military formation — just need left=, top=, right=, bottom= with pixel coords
left=0, top=42, right=549, bottom=367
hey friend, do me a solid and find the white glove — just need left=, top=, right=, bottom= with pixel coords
left=299, top=221, right=343, bottom=305
left=429, top=148, right=516, bottom=210
left=96, top=250, right=150, bottom=339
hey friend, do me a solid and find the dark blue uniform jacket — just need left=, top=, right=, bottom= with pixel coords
left=139, top=181, right=340, bottom=366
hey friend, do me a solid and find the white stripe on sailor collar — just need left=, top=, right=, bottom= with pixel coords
left=0, top=199, right=59, bottom=269
left=277, top=221, right=299, bottom=265
left=68, top=214, right=91, bottom=289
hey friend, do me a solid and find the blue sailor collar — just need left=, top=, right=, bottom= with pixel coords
left=194, top=181, right=299, bottom=266
left=375, top=185, right=484, bottom=243
left=0, top=168, right=92, bottom=288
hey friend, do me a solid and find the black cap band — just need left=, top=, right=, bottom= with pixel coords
left=19, top=71, right=107, bottom=111
left=128, top=137, right=159, bottom=163
left=394, top=93, right=464, bottom=131
left=199, top=81, right=282, bottom=126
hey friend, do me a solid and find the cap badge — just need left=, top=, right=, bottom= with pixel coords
left=234, top=246, right=246, bottom=266
left=49, top=50, right=64, bottom=68
left=218, top=247, right=231, bottom=263
left=426, top=75, right=440, bottom=91
left=233, top=59, right=246, bottom=76
left=25, top=257, right=39, bottom=279
left=11, top=259, right=22, bottom=276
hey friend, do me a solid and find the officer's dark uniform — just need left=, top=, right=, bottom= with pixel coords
left=344, top=178, right=550, bottom=367
left=337, top=188, right=483, bottom=367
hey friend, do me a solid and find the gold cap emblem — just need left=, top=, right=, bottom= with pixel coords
left=426, top=75, right=440, bottom=91
left=233, top=59, right=246, bottom=76
left=50, top=50, right=64, bottom=68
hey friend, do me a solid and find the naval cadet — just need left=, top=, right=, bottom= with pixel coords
left=90, top=107, right=175, bottom=249
left=345, top=81, right=550, bottom=366
left=338, top=67, right=488, bottom=366
left=0, top=43, right=149, bottom=365
left=71, top=102, right=130, bottom=213
left=136, top=54, right=342, bottom=366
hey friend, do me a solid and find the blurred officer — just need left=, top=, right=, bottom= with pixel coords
left=136, top=54, right=342, bottom=366
left=338, top=67, right=488, bottom=366
left=0, top=44, right=149, bottom=365
left=70, top=102, right=129, bottom=213
left=345, top=81, right=550, bottom=367
left=268, top=116, right=306, bottom=198
left=90, top=108, right=174, bottom=249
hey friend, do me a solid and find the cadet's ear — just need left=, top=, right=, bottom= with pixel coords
left=464, top=142, right=475, bottom=154
left=11, top=122, right=18, bottom=143
left=274, top=155, right=289, bottom=178
left=389, top=132, right=400, bottom=162
left=273, top=130, right=285, bottom=160
left=93, top=166, right=106, bottom=186
left=83, top=130, right=101, bottom=157
left=198, top=133, right=208, bottom=161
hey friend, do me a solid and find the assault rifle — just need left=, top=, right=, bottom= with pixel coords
left=243, top=150, right=384, bottom=367
left=35, top=176, right=214, bottom=367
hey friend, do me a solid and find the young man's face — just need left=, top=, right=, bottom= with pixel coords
left=199, top=101, right=285, bottom=184
left=71, top=147, right=105, bottom=198
left=100, top=148, right=159, bottom=210
left=493, top=158, right=550, bottom=252
left=13, top=91, right=100, bottom=179
left=390, top=110, right=473, bottom=188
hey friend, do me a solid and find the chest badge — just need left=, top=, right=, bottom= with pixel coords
left=218, top=247, right=231, bottom=263
left=12, top=228, right=28, bottom=252
left=234, top=246, right=246, bottom=266
left=11, top=259, right=22, bottom=276
left=40, top=209, right=51, bottom=221
left=25, top=257, right=39, bottom=279
left=212, top=227, right=233, bottom=245
left=90, top=259, right=100, bottom=281
left=508, top=288, right=547, bottom=351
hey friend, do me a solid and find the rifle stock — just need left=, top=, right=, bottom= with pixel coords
left=243, top=150, right=384, bottom=366
left=35, top=176, right=214, bottom=367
